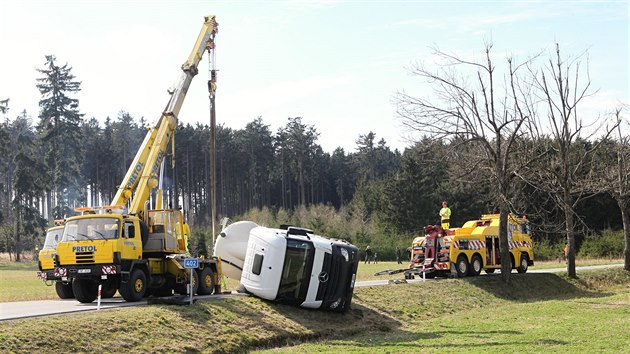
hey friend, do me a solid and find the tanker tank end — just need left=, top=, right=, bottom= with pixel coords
left=213, top=220, right=259, bottom=279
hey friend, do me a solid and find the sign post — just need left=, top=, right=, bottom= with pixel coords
left=183, top=258, right=199, bottom=305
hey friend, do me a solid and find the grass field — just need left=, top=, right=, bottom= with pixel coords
left=0, top=268, right=628, bottom=353
left=0, top=257, right=624, bottom=302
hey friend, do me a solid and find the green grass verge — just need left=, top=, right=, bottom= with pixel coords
left=0, top=262, right=58, bottom=301
left=0, top=259, right=625, bottom=302
left=0, top=268, right=628, bottom=353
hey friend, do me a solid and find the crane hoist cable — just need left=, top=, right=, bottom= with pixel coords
left=207, top=34, right=218, bottom=247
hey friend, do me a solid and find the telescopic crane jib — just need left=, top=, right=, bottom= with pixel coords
left=112, top=15, right=218, bottom=215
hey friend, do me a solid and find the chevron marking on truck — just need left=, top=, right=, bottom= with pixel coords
left=453, top=240, right=485, bottom=250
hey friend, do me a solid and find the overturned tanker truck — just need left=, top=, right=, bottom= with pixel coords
left=214, top=221, right=359, bottom=312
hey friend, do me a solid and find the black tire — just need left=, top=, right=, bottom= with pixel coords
left=197, top=267, right=215, bottom=295
left=119, top=269, right=147, bottom=302
left=55, top=281, right=74, bottom=299
left=175, top=269, right=199, bottom=295
left=72, top=278, right=98, bottom=303
left=485, top=268, right=496, bottom=274
left=101, top=284, right=117, bottom=298
left=469, top=255, right=483, bottom=276
left=455, top=255, right=469, bottom=278
left=517, top=253, right=529, bottom=274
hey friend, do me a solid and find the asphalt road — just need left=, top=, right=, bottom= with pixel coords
left=0, top=263, right=623, bottom=321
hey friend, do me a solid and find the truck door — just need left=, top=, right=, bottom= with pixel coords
left=121, top=221, right=142, bottom=259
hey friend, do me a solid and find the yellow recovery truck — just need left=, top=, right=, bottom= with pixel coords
left=380, top=214, right=534, bottom=278
left=37, top=15, right=221, bottom=303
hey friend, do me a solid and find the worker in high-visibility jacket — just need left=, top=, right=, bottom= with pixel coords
left=439, top=201, right=451, bottom=229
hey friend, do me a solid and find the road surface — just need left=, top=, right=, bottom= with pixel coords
left=0, top=263, right=622, bottom=321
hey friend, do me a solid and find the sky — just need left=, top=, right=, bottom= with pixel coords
left=0, top=0, right=628, bottom=153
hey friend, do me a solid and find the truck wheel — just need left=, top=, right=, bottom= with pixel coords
left=485, top=268, right=496, bottom=274
left=456, top=256, right=469, bottom=278
left=55, top=281, right=74, bottom=299
left=469, top=255, right=482, bottom=276
left=72, top=278, right=98, bottom=303
left=119, top=269, right=147, bottom=302
left=175, top=269, right=199, bottom=295
left=101, top=284, right=117, bottom=298
left=197, top=267, right=215, bottom=295
left=517, top=254, right=529, bottom=274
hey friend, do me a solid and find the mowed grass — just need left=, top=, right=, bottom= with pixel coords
left=0, top=258, right=624, bottom=302
left=0, top=268, right=628, bottom=353
left=0, top=262, right=58, bottom=301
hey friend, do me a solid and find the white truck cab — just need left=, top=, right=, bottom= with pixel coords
left=215, top=221, right=359, bottom=312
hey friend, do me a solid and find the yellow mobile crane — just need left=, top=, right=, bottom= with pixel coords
left=37, top=15, right=220, bottom=303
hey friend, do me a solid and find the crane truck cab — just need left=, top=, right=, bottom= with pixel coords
left=215, top=221, right=359, bottom=312
left=37, top=224, right=79, bottom=299
left=38, top=224, right=64, bottom=272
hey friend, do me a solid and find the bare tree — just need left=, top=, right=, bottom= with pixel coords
left=587, top=109, right=630, bottom=271
left=395, top=43, right=534, bottom=282
left=522, top=43, right=619, bottom=278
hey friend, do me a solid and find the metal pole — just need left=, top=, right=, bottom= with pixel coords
left=189, top=268, right=193, bottom=305
left=97, top=284, right=102, bottom=310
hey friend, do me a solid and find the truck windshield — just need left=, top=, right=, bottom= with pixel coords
left=63, top=218, right=120, bottom=241
left=43, top=229, right=63, bottom=250
left=277, top=239, right=315, bottom=304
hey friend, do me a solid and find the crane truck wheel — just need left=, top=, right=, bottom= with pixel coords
left=175, top=269, right=199, bottom=295
left=468, top=255, right=482, bottom=276
left=197, top=267, right=215, bottom=295
left=119, top=269, right=147, bottom=302
left=72, top=278, right=98, bottom=303
left=517, top=254, right=529, bottom=274
left=484, top=268, right=496, bottom=274
left=101, top=283, right=118, bottom=298
left=455, top=255, right=469, bottom=278
left=55, top=281, right=75, bottom=299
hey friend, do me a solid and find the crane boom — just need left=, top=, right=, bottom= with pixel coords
left=111, top=15, right=218, bottom=213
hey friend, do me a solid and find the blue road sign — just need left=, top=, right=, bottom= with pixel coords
left=184, top=258, right=199, bottom=269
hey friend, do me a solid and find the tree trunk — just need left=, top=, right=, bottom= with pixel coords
left=564, top=202, right=577, bottom=278
left=14, top=207, right=21, bottom=262
left=619, top=198, right=630, bottom=272
left=499, top=209, right=511, bottom=283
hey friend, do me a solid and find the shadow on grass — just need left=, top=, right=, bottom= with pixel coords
left=462, top=273, right=612, bottom=302
left=160, top=295, right=402, bottom=353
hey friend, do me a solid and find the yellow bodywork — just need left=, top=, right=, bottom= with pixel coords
left=442, top=214, right=534, bottom=272
left=38, top=226, right=64, bottom=271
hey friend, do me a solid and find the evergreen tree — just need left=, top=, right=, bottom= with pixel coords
left=10, top=111, right=46, bottom=261
left=36, top=55, right=84, bottom=219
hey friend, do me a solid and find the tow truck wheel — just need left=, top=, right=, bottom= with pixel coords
left=55, top=281, right=74, bottom=299
left=197, top=267, right=215, bottom=295
left=456, top=255, right=469, bottom=278
left=517, top=254, right=529, bottom=274
left=72, top=278, right=98, bottom=303
left=469, top=255, right=482, bottom=276
left=120, top=269, right=147, bottom=302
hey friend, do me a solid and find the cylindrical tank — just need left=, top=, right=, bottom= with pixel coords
left=213, top=221, right=259, bottom=279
